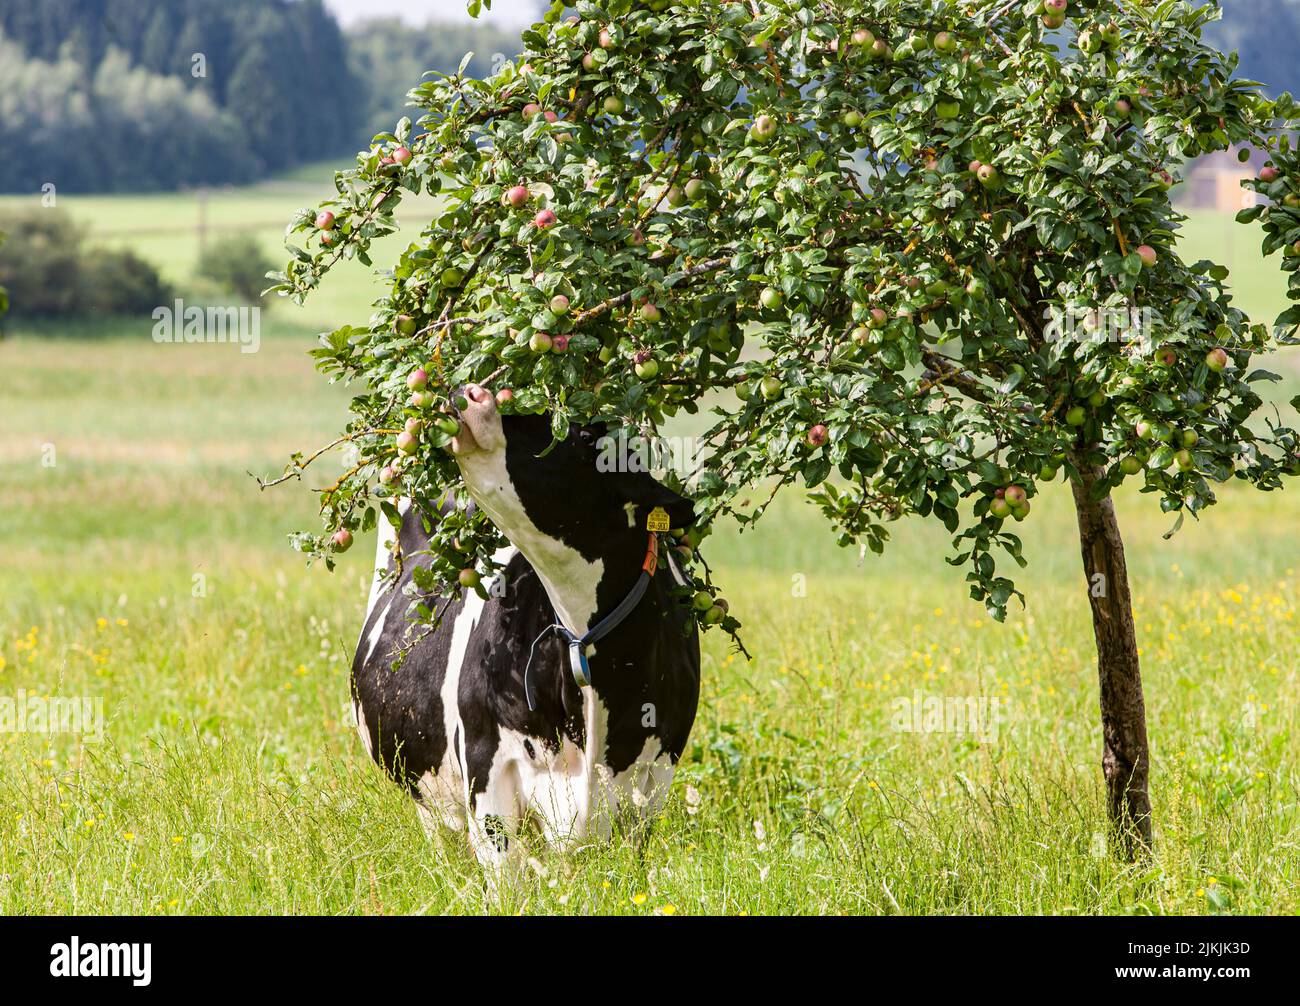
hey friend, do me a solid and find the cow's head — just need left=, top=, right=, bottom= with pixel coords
left=450, top=383, right=694, bottom=565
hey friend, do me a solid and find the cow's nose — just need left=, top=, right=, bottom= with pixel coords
left=463, top=384, right=493, bottom=406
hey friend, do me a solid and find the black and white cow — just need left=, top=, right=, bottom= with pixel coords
left=350, top=383, right=700, bottom=870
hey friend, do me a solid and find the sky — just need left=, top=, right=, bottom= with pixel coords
left=323, top=0, right=541, bottom=28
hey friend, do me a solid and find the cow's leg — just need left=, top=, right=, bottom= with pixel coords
left=464, top=759, right=526, bottom=893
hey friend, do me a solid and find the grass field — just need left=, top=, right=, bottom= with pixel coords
left=1, top=177, right=1299, bottom=914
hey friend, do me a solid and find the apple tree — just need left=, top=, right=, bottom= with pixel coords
left=272, top=0, right=1300, bottom=856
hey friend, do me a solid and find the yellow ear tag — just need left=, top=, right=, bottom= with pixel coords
left=646, top=507, right=671, bottom=533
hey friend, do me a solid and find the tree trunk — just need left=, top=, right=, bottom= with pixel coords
left=1067, top=452, right=1153, bottom=858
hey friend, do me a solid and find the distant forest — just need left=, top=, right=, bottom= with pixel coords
left=0, top=0, right=1294, bottom=194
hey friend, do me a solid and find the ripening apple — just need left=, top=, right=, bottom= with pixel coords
left=1155, top=346, right=1177, bottom=367
left=1041, top=12, right=1065, bottom=28
left=407, top=367, right=429, bottom=391
left=603, top=95, right=626, bottom=115
left=691, top=590, right=713, bottom=612
left=529, top=331, right=553, bottom=353
left=332, top=529, right=353, bottom=552
left=634, top=354, right=659, bottom=380
left=1044, top=0, right=1068, bottom=12
left=868, top=307, right=888, bottom=329
left=522, top=102, right=543, bottom=120
left=550, top=294, right=570, bottom=315
left=1004, top=485, right=1027, bottom=506
left=760, top=287, right=784, bottom=310
left=1259, top=165, right=1280, bottom=183
left=315, top=210, right=335, bottom=230
left=391, top=146, right=412, bottom=166
left=666, top=185, right=687, bottom=208
left=989, top=497, right=1012, bottom=519
left=851, top=325, right=872, bottom=346
left=550, top=334, right=571, bottom=353
left=750, top=114, right=778, bottom=143
left=1181, top=429, right=1199, bottom=448
left=1136, top=420, right=1154, bottom=441
left=807, top=424, right=830, bottom=447
left=379, top=465, right=398, bottom=486
left=582, top=52, right=599, bottom=71
left=869, top=39, right=889, bottom=59
left=1113, top=98, right=1132, bottom=118
left=640, top=302, right=663, bottom=323
left=395, top=314, right=418, bottom=336
left=1136, top=244, right=1158, bottom=268
left=599, top=27, right=615, bottom=49
left=851, top=28, right=874, bottom=47
left=1151, top=169, right=1174, bottom=190
left=1175, top=449, right=1195, bottom=472
left=933, top=31, right=957, bottom=54
left=1206, top=347, right=1229, bottom=372
left=459, top=569, right=481, bottom=589
left=396, top=431, right=418, bottom=455
left=405, top=417, right=424, bottom=436
left=505, top=185, right=530, bottom=208
left=495, top=388, right=514, bottom=406
left=976, top=164, right=1000, bottom=189
left=534, top=208, right=557, bottom=229
left=760, top=376, right=783, bottom=400
left=409, top=391, right=435, bottom=409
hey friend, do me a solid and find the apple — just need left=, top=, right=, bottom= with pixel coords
left=459, top=569, right=481, bottom=590
left=627, top=228, right=646, bottom=247
left=1259, top=166, right=1280, bottom=183
left=495, top=388, right=514, bottom=406
left=505, top=185, right=530, bottom=208
left=1136, top=244, right=1158, bottom=268
left=760, top=376, right=783, bottom=400
left=750, top=114, right=778, bottom=143
left=702, top=605, right=725, bottom=625
left=684, top=177, right=706, bottom=201
left=315, top=210, right=335, bottom=230
left=691, top=590, right=713, bottom=612
left=529, top=331, right=553, bottom=353
left=1044, top=0, right=1068, bottom=12
left=434, top=416, right=460, bottom=437
left=968, top=159, right=983, bottom=175
left=406, top=367, right=429, bottom=391
left=1151, top=169, right=1174, bottom=190
left=522, top=102, right=543, bottom=120
left=1065, top=405, right=1087, bottom=426
left=1136, top=420, right=1155, bottom=441
left=379, top=465, right=398, bottom=486
left=868, top=307, right=888, bottom=329
left=666, top=185, right=687, bottom=207
left=869, top=39, right=889, bottom=59
left=1175, top=449, right=1195, bottom=472
left=1004, top=485, right=1027, bottom=506
left=634, top=353, right=659, bottom=380
left=1113, top=98, right=1131, bottom=118
left=1039, top=464, right=1058, bottom=481
left=933, top=31, right=957, bottom=54
left=976, top=164, right=1000, bottom=189
left=851, top=28, right=875, bottom=47
left=599, top=27, right=615, bottom=50
left=391, top=146, right=412, bottom=166
left=550, top=294, right=570, bottom=315
left=1041, top=12, right=1065, bottom=28
left=935, top=100, right=960, bottom=120
left=396, top=431, right=418, bottom=455
left=842, top=109, right=864, bottom=128
left=395, top=314, right=418, bottom=336
left=640, top=302, right=663, bottom=323
left=404, top=417, right=424, bottom=436
left=550, top=334, right=571, bottom=353
left=331, top=529, right=353, bottom=552
left=409, top=390, right=435, bottom=409
left=1155, top=346, right=1177, bottom=367
left=1099, top=22, right=1121, bottom=44
left=851, top=325, right=872, bottom=346
left=534, top=208, right=557, bottom=229
left=760, top=287, right=785, bottom=310
left=1206, top=347, right=1229, bottom=372
left=582, top=52, right=599, bottom=71
left=807, top=424, right=830, bottom=447
left=989, top=498, right=1012, bottom=519
left=1181, top=429, right=1199, bottom=448
left=603, top=95, right=626, bottom=115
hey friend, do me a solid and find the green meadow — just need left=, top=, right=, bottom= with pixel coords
left=1, top=175, right=1298, bottom=914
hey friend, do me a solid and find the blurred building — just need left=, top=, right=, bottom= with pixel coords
left=1178, top=146, right=1266, bottom=211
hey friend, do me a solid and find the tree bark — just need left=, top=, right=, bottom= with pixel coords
left=1067, top=452, right=1153, bottom=858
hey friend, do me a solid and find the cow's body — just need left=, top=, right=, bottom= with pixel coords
left=350, top=387, right=700, bottom=870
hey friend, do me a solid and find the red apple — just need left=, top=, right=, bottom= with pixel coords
left=505, top=185, right=530, bottom=208
left=522, top=102, right=543, bottom=120
left=551, top=334, right=571, bottom=353
left=1260, top=166, right=1280, bottom=183
left=495, top=388, right=514, bottom=406
left=1136, top=244, right=1158, bottom=268
left=315, top=210, right=335, bottom=230
left=534, top=208, right=557, bottom=229
left=331, top=529, right=353, bottom=552
left=391, top=146, right=412, bottom=165
left=406, top=368, right=429, bottom=392
left=1206, top=347, right=1229, bottom=372
left=807, top=424, right=830, bottom=447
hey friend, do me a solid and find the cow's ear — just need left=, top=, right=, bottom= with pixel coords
left=613, top=471, right=696, bottom=531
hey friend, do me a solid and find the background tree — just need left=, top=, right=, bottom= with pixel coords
left=276, top=0, right=1300, bottom=856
